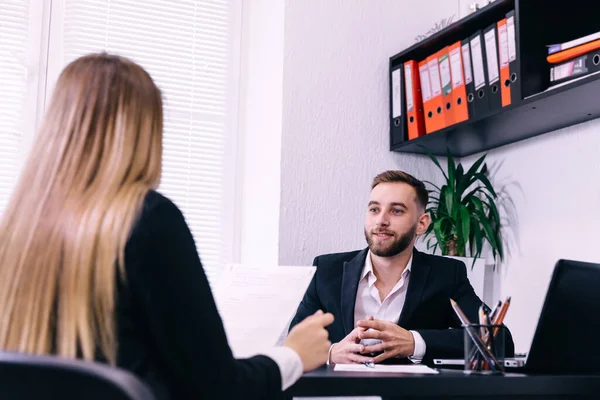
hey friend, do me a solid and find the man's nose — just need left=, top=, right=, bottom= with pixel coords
left=376, top=214, right=390, bottom=227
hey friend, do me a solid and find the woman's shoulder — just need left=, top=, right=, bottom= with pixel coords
left=142, top=189, right=177, bottom=211
left=140, top=190, right=183, bottom=218
left=125, top=190, right=193, bottom=268
left=131, top=190, right=187, bottom=235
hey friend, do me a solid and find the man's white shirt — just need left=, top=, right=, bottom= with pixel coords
left=328, top=250, right=426, bottom=364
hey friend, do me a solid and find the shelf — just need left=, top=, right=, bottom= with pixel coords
left=388, top=0, right=600, bottom=157
left=390, top=0, right=514, bottom=68
left=391, top=72, right=600, bottom=157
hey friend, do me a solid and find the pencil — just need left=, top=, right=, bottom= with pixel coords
left=450, top=299, right=504, bottom=372
left=492, top=297, right=511, bottom=337
left=490, top=300, right=502, bottom=321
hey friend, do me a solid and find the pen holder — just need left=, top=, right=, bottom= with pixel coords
left=463, top=323, right=506, bottom=374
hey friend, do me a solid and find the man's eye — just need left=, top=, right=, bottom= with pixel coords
left=392, top=209, right=404, bottom=214
left=369, top=208, right=378, bottom=213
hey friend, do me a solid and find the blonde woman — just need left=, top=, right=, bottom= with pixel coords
left=0, top=53, right=333, bottom=400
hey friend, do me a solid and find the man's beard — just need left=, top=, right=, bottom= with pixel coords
left=364, top=222, right=418, bottom=257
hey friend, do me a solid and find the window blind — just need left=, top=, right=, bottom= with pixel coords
left=0, top=1, right=30, bottom=215
left=52, top=0, right=235, bottom=282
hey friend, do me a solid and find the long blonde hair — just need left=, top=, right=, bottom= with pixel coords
left=0, top=53, right=163, bottom=364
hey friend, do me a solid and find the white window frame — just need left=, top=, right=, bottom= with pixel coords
left=8, top=0, right=52, bottom=178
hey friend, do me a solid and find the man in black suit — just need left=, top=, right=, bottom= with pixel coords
left=290, top=170, right=514, bottom=365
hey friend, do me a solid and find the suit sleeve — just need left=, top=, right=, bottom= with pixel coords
left=414, top=261, right=515, bottom=362
left=126, top=200, right=283, bottom=400
left=288, top=257, right=322, bottom=331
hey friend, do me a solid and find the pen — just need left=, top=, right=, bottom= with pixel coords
left=469, top=303, right=492, bottom=366
left=468, top=300, right=505, bottom=364
left=363, top=361, right=375, bottom=368
left=478, top=305, right=486, bottom=338
left=450, top=299, right=503, bottom=372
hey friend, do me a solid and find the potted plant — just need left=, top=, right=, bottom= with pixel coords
left=422, top=151, right=504, bottom=300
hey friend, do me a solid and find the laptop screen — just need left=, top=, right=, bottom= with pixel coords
left=526, top=259, right=600, bottom=374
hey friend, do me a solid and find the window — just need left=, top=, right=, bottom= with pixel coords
left=0, top=1, right=35, bottom=214
left=1, top=0, right=242, bottom=283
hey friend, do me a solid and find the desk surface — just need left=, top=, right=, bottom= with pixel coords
left=285, top=366, right=600, bottom=399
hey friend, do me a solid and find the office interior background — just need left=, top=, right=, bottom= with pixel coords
left=1, top=0, right=598, bottom=360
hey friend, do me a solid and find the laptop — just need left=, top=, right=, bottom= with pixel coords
left=433, top=355, right=527, bottom=369
left=434, top=259, right=600, bottom=374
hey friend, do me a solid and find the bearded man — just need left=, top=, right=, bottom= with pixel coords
left=289, top=170, right=514, bottom=365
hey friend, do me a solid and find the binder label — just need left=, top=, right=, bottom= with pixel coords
left=439, top=54, right=452, bottom=95
left=470, top=36, right=486, bottom=90
left=461, top=44, right=473, bottom=85
left=419, top=64, right=432, bottom=102
left=484, top=29, right=500, bottom=84
left=427, top=58, right=442, bottom=97
left=392, top=68, right=402, bottom=118
left=507, top=16, right=516, bottom=62
left=450, top=47, right=463, bottom=88
left=499, top=24, right=509, bottom=68
left=551, top=55, right=588, bottom=82
left=404, top=63, right=414, bottom=112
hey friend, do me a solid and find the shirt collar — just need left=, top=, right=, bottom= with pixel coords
left=361, top=250, right=413, bottom=286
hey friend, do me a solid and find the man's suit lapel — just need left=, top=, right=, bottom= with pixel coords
left=340, top=248, right=368, bottom=336
left=398, top=248, right=431, bottom=326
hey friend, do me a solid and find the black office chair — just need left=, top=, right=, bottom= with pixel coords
left=0, top=351, right=156, bottom=400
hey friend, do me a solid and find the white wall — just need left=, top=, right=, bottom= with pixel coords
left=270, top=0, right=600, bottom=356
left=240, top=0, right=593, bottom=356
left=462, top=119, right=600, bottom=354
left=278, top=0, right=464, bottom=266
left=237, top=0, right=285, bottom=266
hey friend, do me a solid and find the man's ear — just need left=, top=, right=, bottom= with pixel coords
left=416, top=212, right=431, bottom=236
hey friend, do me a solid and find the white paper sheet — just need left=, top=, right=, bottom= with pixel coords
left=212, top=264, right=316, bottom=358
left=334, top=364, right=439, bottom=374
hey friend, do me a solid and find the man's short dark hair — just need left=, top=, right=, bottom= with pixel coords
left=371, top=170, right=428, bottom=211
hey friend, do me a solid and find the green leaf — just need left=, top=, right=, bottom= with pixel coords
left=457, top=170, right=495, bottom=200
left=465, top=154, right=486, bottom=179
left=474, top=172, right=497, bottom=198
left=496, top=234, right=504, bottom=260
left=428, top=203, right=439, bottom=211
left=456, top=156, right=483, bottom=195
left=457, top=176, right=477, bottom=197
left=443, top=186, right=454, bottom=217
left=473, top=209, right=499, bottom=253
left=424, top=219, right=434, bottom=230
left=462, top=186, right=485, bottom=203
left=471, top=196, right=485, bottom=214
left=426, top=237, right=434, bottom=248
left=427, top=196, right=440, bottom=206
left=470, top=221, right=483, bottom=260
left=426, top=237, right=440, bottom=257
left=456, top=180, right=470, bottom=199
left=423, top=180, right=442, bottom=192
left=482, top=194, right=501, bottom=225
left=425, top=152, right=448, bottom=181
left=433, top=218, right=447, bottom=251
left=425, top=209, right=438, bottom=218
left=458, top=205, right=470, bottom=249
left=456, top=163, right=464, bottom=183
left=436, top=187, right=448, bottom=218
left=425, top=151, right=504, bottom=263
left=447, top=152, right=456, bottom=191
